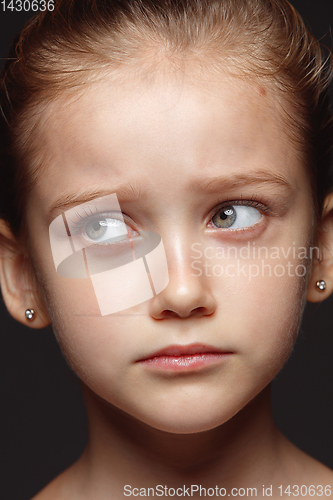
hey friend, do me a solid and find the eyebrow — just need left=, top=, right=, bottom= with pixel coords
left=198, top=171, right=294, bottom=193
left=47, top=184, right=149, bottom=222
left=47, top=170, right=294, bottom=221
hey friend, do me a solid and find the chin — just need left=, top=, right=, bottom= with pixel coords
left=133, top=407, right=238, bottom=434
left=126, top=384, right=271, bottom=435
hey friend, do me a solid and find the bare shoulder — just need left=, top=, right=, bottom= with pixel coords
left=31, top=471, right=71, bottom=500
left=30, top=461, right=84, bottom=500
left=31, top=475, right=66, bottom=500
left=300, top=454, right=333, bottom=485
left=278, top=433, right=333, bottom=486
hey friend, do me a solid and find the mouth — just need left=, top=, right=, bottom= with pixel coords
left=136, top=343, right=233, bottom=372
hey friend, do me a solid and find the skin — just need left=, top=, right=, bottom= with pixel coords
left=0, top=66, right=333, bottom=498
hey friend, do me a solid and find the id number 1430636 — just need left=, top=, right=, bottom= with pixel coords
left=1, top=0, right=54, bottom=11
left=275, top=485, right=332, bottom=497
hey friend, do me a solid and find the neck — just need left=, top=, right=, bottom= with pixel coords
left=74, top=385, right=282, bottom=497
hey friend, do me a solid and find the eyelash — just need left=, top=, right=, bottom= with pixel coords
left=67, top=208, right=129, bottom=236
left=65, top=195, right=274, bottom=237
left=214, top=195, right=274, bottom=214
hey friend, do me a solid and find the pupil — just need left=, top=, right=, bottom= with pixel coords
left=220, top=211, right=228, bottom=220
left=93, top=221, right=101, bottom=231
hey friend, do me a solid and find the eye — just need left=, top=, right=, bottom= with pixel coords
left=84, top=217, right=130, bottom=244
left=211, top=205, right=261, bottom=229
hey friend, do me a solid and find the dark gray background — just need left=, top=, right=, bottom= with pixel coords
left=0, top=2, right=332, bottom=499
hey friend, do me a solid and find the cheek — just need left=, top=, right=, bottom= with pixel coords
left=29, top=227, right=151, bottom=398
left=35, top=264, right=151, bottom=404
left=34, top=262, right=118, bottom=369
left=211, top=253, right=308, bottom=375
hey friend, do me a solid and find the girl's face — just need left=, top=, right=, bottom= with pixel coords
left=27, top=68, right=313, bottom=433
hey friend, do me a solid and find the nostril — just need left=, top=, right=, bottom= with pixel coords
left=162, top=310, right=180, bottom=319
left=191, top=306, right=209, bottom=317
left=159, top=306, right=212, bottom=319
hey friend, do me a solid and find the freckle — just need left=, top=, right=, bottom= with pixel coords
left=258, top=85, right=266, bottom=97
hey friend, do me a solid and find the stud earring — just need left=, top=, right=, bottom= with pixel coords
left=316, top=280, right=326, bottom=292
left=25, top=309, right=36, bottom=321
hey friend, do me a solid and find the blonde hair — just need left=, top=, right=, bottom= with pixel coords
left=0, top=0, right=332, bottom=239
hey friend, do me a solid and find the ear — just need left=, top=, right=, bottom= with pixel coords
left=0, top=220, right=50, bottom=329
left=307, top=192, right=333, bottom=302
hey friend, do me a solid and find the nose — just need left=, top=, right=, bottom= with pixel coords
left=149, top=236, right=217, bottom=320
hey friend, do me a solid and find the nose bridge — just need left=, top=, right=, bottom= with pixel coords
left=169, top=234, right=190, bottom=271
left=161, top=221, right=202, bottom=278
left=149, top=223, right=217, bottom=320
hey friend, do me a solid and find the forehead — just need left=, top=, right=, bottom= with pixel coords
left=33, top=67, right=306, bottom=208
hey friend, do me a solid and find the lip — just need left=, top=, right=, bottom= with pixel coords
left=137, top=343, right=233, bottom=372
